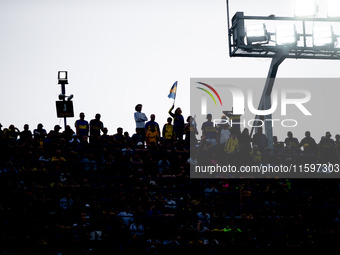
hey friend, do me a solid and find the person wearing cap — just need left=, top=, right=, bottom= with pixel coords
left=33, top=123, right=47, bottom=138
left=201, top=114, right=217, bottom=146
left=48, top=125, right=63, bottom=144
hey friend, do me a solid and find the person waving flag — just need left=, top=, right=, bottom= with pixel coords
left=168, top=81, right=178, bottom=100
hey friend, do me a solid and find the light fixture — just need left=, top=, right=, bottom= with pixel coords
left=246, top=23, right=269, bottom=45
left=327, top=0, right=340, bottom=18
left=58, top=71, right=68, bottom=85
left=275, top=24, right=298, bottom=46
left=294, top=0, right=317, bottom=17
left=313, top=24, right=335, bottom=47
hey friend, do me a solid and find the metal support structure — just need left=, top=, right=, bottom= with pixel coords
left=226, top=1, right=340, bottom=150
left=60, top=84, right=67, bottom=130
left=250, top=48, right=288, bottom=150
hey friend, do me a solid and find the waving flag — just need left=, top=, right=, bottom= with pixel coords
left=168, top=81, right=177, bottom=99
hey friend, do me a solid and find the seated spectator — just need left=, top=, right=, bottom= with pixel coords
left=249, top=145, right=262, bottom=164
left=319, top=131, right=337, bottom=163
left=20, top=124, right=32, bottom=143
left=62, top=125, right=75, bottom=141
left=113, top=127, right=126, bottom=144
left=130, top=219, right=145, bottom=237
left=81, top=153, right=97, bottom=171
left=132, top=128, right=144, bottom=147
left=299, top=131, right=318, bottom=156
left=33, top=123, right=47, bottom=139
left=117, top=206, right=134, bottom=226
left=284, top=131, right=300, bottom=150
left=4, top=124, right=20, bottom=140
left=158, top=154, right=170, bottom=175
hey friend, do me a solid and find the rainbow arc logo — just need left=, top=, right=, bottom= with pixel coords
left=196, top=82, right=223, bottom=106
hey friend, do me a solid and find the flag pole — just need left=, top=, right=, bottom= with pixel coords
left=174, top=81, right=178, bottom=106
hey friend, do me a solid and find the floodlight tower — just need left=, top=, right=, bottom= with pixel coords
left=56, top=71, right=74, bottom=129
left=226, top=0, right=340, bottom=150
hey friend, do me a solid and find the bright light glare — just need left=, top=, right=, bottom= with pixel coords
left=246, top=24, right=268, bottom=44
left=327, top=0, right=340, bottom=17
left=276, top=24, right=297, bottom=45
left=313, top=25, right=334, bottom=46
left=58, top=71, right=67, bottom=79
left=246, top=24, right=266, bottom=37
left=294, top=0, right=317, bottom=17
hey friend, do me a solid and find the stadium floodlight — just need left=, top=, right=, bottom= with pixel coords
left=294, top=0, right=317, bottom=17
left=246, top=23, right=269, bottom=45
left=313, top=24, right=335, bottom=46
left=275, top=24, right=298, bottom=45
left=327, top=0, right=340, bottom=18
left=58, top=71, right=68, bottom=85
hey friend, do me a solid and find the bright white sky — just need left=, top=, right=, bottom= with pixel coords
left=1, top=0, right=340, bottom=141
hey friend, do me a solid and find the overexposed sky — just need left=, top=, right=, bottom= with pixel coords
left=1, top=0, right=340, bottom=141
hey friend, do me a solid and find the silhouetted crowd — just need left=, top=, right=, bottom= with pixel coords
left=0, top=108, right=339, bottom=254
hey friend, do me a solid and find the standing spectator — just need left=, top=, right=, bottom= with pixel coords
left=168, top=104, right=184, bottom=141
left=216, top=116, right=230, bottom=145
left=146, top=125, right=159, bottom=147
left=134, top=104, right=148, bottom=138
left=252, top=127, right=267, bottom=153
left=335, top=134, right=340, bottom=160
left=89, top=113, right=104, bottom=143
left=75, top=112, right=89, bottom=139
left=145, top=114, right=160, bottom=135
left=162, top=117, right=174, bottom=144
left=225, top=131, right=239, bottom=155
left=184, top=116, right=198, bottom=149
left=239, top=128, right=252, bottom=159
left=201, top=114, right=217, bottom=146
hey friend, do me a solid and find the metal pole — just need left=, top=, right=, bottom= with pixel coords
left=250, top=48, right=288, bottom=150
left=61, top=84, right=67, bottom=130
